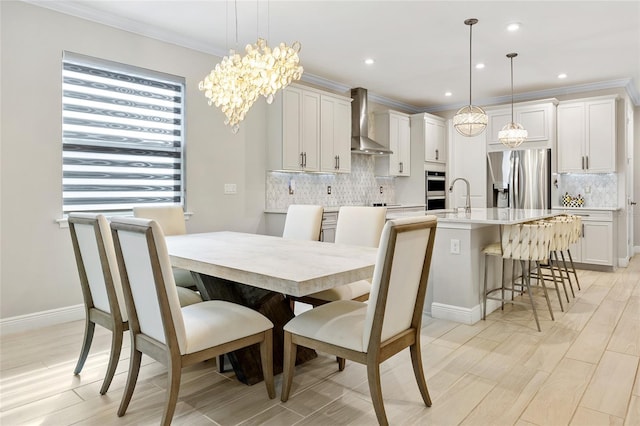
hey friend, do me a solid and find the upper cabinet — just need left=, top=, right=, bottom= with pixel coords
left=557, top=95, right=617, bottom=173
left=320, top=95, right=351, bottom=173
left=486, top=99, right=557, bottom=152
left=374, top=110, right=411, bottom=176
left=412, top=113, right=446, bottom=164
left=268, top=84, right=351, bottom=173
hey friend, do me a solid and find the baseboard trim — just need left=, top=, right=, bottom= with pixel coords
left=0, top=304, right=84, bottom=336
left=618, top=257, right=630, bottom=268
left=431, top=302, right=481, bottom=325
left=635, top=246, right=640, bottom=255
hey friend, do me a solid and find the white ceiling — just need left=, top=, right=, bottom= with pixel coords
left=28, top=1, right=640, bottom=112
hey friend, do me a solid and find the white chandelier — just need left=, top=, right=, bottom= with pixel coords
left=453, top=18, right=488, bottom=137
left=198, top=2, right=303, bottom=133
left=498, top=53, right=528, bottom=148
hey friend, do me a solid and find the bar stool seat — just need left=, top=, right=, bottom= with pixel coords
left=482, top=221, right=556, bottom=331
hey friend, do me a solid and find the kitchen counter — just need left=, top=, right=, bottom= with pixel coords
left=264, top=204, right=425, bottom=214
left=551, top=206, right=622, bottom=212
left=388, top=207, right=558, bottom=225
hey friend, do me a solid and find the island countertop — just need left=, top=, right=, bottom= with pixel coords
left=387, top=207, right=559, bottom=225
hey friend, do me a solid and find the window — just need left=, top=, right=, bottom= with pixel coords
left=62, top=52, right=185, bottom=213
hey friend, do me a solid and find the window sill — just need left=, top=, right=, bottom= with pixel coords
left=56, top=211, right=194, bottom=229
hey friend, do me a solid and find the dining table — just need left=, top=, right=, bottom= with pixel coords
left=165, top=231, right=378, bottom=385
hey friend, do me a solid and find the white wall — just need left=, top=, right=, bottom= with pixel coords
left=0, top=2, right=268, bottom=319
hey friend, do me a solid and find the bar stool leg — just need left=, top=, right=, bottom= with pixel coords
left=482, top=253, right=489, bottom=320
left=523, top=260, right=541, bottom=332
left=559, top=251, right=575, bottom=297
left=500, top=259, right=506, bottom=311
left=536, top=261, right=555, bottom=321
left=552, top=251, right=570, bottom=303
left=548, top=257, right=565, bottom=312
left=566, top=249, right=581, bottom=290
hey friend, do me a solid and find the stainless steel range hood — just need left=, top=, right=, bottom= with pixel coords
left=350, top=87, right=393, bottom=155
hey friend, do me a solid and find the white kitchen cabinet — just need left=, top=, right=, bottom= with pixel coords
left=557, top=96, right=617, bottom=173
left=448, top=120, right=486, bottom=208
left=320, top=95, right=351, bottom=173
left=486, top=99, right=556, bottom=151
left=559, top=209, right=614, bottom=267
left=374, top=110, right=411, bottom=176
left=269, top=84, right=351, bottom=173
left=411, top=113, right=446, bottom=163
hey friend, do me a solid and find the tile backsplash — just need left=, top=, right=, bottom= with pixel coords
left=266, top=155, right=395, bottom=210
left=556, top=173, right=617, bottom=208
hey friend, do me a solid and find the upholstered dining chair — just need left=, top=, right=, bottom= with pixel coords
left=296, top=206, right=387, bottom=306
left=281, top=216, right=438, bottom=426
left=68, top=213, right=128, bottom=395
left=133, top=205, right=197, bottom=289
left=110, top=217, right=275, bottom=426
left=281, top=204, right=324, bottom=241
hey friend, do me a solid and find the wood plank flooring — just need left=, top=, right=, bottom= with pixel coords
left=1, top=257, right=639, bottom=425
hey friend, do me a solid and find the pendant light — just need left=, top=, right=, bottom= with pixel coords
left=453, top=18, right=487, bottom=137
left=498, top=53, right=528, bottom=148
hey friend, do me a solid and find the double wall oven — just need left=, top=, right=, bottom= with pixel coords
left=425, top=171, right=446, bottom=211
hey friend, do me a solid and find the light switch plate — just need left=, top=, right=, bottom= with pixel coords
left=450, top=239, right=460, bottom=254
left=224, top=183, right=237, bottom=194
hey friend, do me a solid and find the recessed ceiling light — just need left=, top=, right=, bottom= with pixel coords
left=507, top=23, right=521, bottom=32
left=364, top=58, right=375, bottom=65
left=558, top=73, right=567, bottom=79
left=445, top=91, right=452, bottom=97
left=475, top=63, right=485, bottom=70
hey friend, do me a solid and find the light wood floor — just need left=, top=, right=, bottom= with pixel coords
left=1, top=257, right=639, bottom=425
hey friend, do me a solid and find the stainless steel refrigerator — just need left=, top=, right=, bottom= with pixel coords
left=487, top=149, right=551, bottom=209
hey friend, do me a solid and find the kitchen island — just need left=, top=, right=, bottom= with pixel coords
left=387, top=208, right=560, bottom=324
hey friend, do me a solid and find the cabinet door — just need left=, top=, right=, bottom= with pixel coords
left=581, top=221, right=613, bottom=265
left=301, top=91, right=320, bottom=171
left=425, top=118, right=446, bottom=163
left=557, top=103, right=586, bottom=173
left=320, top=96, right=351, bottom=173
left=449, top=120, right=487, bottom=208
left=585, top=100, right=616, bottom=172
left=397, top=115, right=411, bottom=175
left=282, top=87, right=303, bottom=170
left=487, top=110, right=511, bottom=146
left=388, top=114, right=401, bottom=175
left=517, top=104, right=551, bottom=142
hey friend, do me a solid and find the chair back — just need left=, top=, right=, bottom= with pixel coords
left=565, top=214, right=582, bottom=244
left=110, top=217, right=187, bottom=354
left=68, top=213, right=127, bottom=322
left=335, top=206, right=387, bottom=247
left=282, top=205, right=323, bottom=241
left=133, top=205, right=186, bottom=236
left=501, top=221, right=552, bottom=261
left=362, top=216, right=437, bottom=351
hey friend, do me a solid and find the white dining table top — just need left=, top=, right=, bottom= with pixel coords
left=165, top=231, right=378, bottom=297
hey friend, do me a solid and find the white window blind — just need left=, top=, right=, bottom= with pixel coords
left=62, top=52, right=185, bottom=213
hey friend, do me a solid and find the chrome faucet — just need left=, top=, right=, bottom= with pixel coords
left=449, top=177, right=471, bottom=213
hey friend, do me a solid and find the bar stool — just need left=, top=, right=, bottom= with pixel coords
left=482, top=221, right=555, bottom=332
left=561, top=214, right=582, bottom=291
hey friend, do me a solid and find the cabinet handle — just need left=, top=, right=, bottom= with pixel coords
left=337, top=155, right=340, bottom=169
left=581, top=156, right=585, bottom=170
left=582, top=224, right=585, bottom=237
left=399, top=162, right=403, bottom=173
left=300, top=152, right=304, bottom=167
left=435, top=149, right=439, bottom=160
left=586, top=156, right=589, bottom=170
left=303, top=152, right=307, bottom=168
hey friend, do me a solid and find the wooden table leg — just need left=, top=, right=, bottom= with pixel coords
left=191, top=272, right=317, bottom=385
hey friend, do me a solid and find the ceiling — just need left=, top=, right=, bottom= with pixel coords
left=28, top=1, right=640, bottom=112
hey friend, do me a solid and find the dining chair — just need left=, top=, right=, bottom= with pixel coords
left=281, top=215, right=438, bottom=426
left=296, top=206, right=387, bottom=306
left=110, top=217, right=275, bottom=426
left=133, top=205, right=196, bottom=289
left=281, top=204, right=324, bottom=241
left=68, top=213, right=128, bottom=395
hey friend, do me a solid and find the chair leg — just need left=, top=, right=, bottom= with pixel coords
left=553, top=251, right=570, bottom=303
left=482, top=254, right=488, bottom=320
left=74, top=320, right=95, bottom=375
left=367, top=362, right=389, bottom=426
left=337, top=357, right=346, bottom=371
left=280, top=331, right=297, bottom=402
left=537, top=262, right=555, bottom=321
left=216, top=354, right=226, bottom=373
left=161, top=358, right=182, bottom=426
left=118, top=347, right=142, bottom=417
left=409, top=341, right=432, bottom=407
left=549, top=259, right=565, bottom=312
left=259, top=330, right=275, bottom=399
left=559, top=251, right=575, bottom=297
left=523, top=265, right=541, bottom=332
left=99, top=325, right=123, bottom=395
left=500, top=258, right=506, bottom=310
left=566, top=249, right=581, bottom=290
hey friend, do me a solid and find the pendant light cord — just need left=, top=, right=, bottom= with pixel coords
left=234, top=0, right=238, bottom=50
left=469, top=22, right=473, bottom=106
left=510, top=56, right=514, bottom=122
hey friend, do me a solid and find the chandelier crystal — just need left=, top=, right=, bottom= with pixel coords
left=453, top=18, right=487, bottom=137
left=498, top=52, right=527, bottom=148
left=199, top=38, right=303, bottom=133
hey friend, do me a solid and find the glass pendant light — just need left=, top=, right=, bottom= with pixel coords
left=453, top=18, right=487, bottom=137
left=498, top=53, right=528, bottom=148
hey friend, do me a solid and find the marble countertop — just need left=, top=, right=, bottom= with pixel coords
left=387, top=207, right=559, bottom=225
left=551, top=206, right=621, bottom=212
left=265, top=204, right=425, bottom=214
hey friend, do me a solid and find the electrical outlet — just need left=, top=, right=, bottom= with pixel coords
left=327, top=185, right=332, bottom=195
left=380, top=186, right=383, bottom=194
left=450, top=239, right=460, bottom=254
